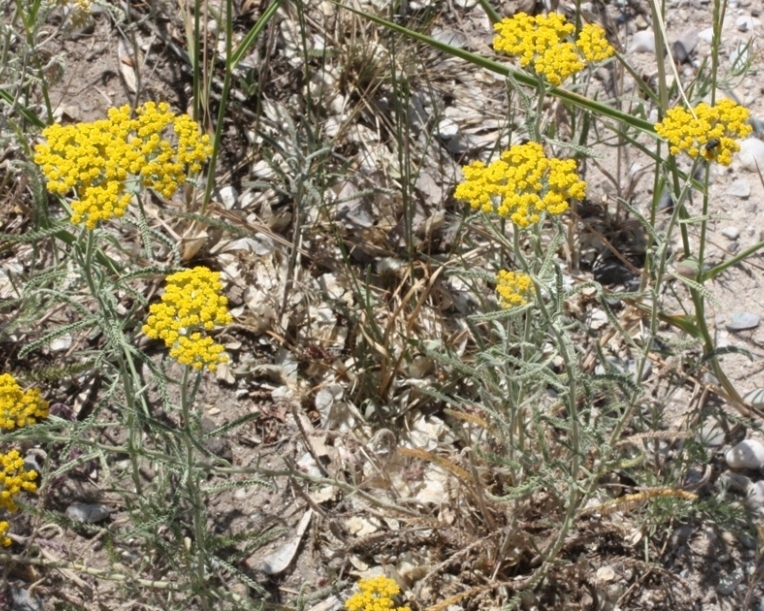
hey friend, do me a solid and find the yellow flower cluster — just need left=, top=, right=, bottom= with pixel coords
left=60, top=0, right=92, bottom=26
left=496, top=270, right=533, bottom=308
left=493, top=13, right=614, bottom=86
left=143, top=267, right=232, bottom=371
left=0, top=374, right=45, bottom=546
left=0, top=450, right=38, bottom=514
left=345, top=576, right=411, bottom=611
left=454, top=142, right=586, bottom=227
left=577, top=23, right=616, bottom=62
left=654, top=99, right=752, bottom=165
left=34, top=101, right=213, bottom=230
left=0, top=373, right=49, bottom=431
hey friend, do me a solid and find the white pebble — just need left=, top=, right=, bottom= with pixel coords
left=630, top=31, right=655, bottom=53
left=747, top=481, right=764, bottom=508
left=698, top=27, right=714, bottom=43
left=737, top=15, right=755, bottom=31
left=738, top=138, right=764, bottom=171
left=219, top=186, right=238, bottom=210
left=726, top=439, right=764, bottom=470
left=437, top=118, right=459, bottom=139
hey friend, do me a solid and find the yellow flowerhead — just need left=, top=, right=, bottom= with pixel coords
left=345, top=576, right=411, bottom=611
left=60, top=0, right=92, bottom=26
left=454, top=142, right=586, bottom=227
left=33, top=102, right=213, bottom=230
left=143, top=267, right=232, bottom=371
left=654, top=99, right=752, bottom=165
left=0, top=373, right=49, bottom=431
left=493, top=13, right=614, bottom=86
left=496, top=270, right=533, bottom=308
left=0, top=449, right=38, bottom=513
left=0, top=520, right=10, bottom=547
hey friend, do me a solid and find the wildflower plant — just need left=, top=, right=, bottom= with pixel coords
left=5, top=0, right=764, bottom=606
left=363, top=3, right=760, bottom=607
left=18, top=99, right=264, bottom=609
left=0, top=520, right=10, bottom=547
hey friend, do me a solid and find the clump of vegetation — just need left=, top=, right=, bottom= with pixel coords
left=1, top=0, right=763, bottom=608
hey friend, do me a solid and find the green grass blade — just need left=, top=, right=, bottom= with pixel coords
left=229, top=0, right=286, bottom=69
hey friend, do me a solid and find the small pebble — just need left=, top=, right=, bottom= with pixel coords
left=744, top=388, right=764, bottom=408
left=739, top=138, right=764, bottom=171
left=9, top=583, right=42, bottom=611
left=65, top=503, right=110, bottom=523
left=670, top=525, right=695, bottom=547
left=596, top=566, right=616, bottom=582
left=726, top=311, right=760, bottom=331
left=717, top=567, right=745, bottom=595
left=219, top=186, right=238, bottom=210
left=671, top=30, right=698, bottom=63
left=737, top=15, right=755, bottom=31
left=746, top=481, right=764, bottom=508
left=630, top=30, right=655, bottom=53
left=727, top=178, right=751, bottom=199
left=726, top=438, right=764, bottom=469
left=697, top=419, right=725, bottom=447
left=698, top=27, right=714, bottom=43
left=658, top=188, right=674, bottom=212
left=722, top=226, right=740, bottom=240
left=437, top=118, right=459, bottom=139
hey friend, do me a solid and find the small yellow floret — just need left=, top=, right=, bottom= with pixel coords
left=455, top=142, right=586, bottom=227
left=344, top=576, right=411, bottom=611
left=654, top=99, right=752, bottom=165
left=143, top=267, right=232, bottom=371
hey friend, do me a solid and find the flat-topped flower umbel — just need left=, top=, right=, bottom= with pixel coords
left=493, top=12, right=615, bottom=86
left=455, top=142, right=586, bottom=228
left=0, top=373, right=49, bottom=431
left=654, top=98, right=752, bottom=165
left=345, top=576, right=411, bottom=611
left=143, top=267, right=232, bottom=371
left=34, top=102, right=212, bottom=229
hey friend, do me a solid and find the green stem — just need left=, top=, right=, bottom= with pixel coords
left=180, top=366, right=211, bottom=611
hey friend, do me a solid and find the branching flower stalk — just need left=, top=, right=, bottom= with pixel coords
left=180, top=365, right=212, bottom=611
left=656, top=96, right=753, bottom=406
